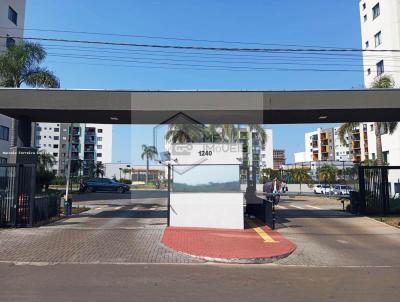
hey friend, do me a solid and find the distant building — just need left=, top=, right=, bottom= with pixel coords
left=273, top=149, right=286, bottom=169
left=0, top=0, right=26, bottom=161
left=104, top=163, right=165, bottom=182
left=36, top=123, right=112, bottom=176
left=300, top=124, right=370, bottom=163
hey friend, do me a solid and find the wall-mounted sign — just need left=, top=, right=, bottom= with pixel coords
left=170, top=143, right=242, bottom=165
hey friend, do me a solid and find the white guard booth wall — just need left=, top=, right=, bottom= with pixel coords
left=169, top=143, right=244, bottom=229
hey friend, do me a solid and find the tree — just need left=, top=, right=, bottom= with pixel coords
left=94, top=162, right=105, bottom=178
left=37, top=151, right=56, bottom=172
left=36, top=151, right=56, bottom=191
left=248, top=124, right=267, bottom=145
left=165, top=124, right=206, bottom=143
left=337, top=75, right=397, bottom=166
left=70, top=159, right=83, bottom=177
left=318, top=164, right=338, bottom=184
left=291, top=167, right=311, bottom=193
left=141, top=145, right=158, bottom=183
left=0, top=41, right=60, bottom=147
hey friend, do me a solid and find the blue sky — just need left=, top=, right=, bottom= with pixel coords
left=24, top=0, right=364, bottom=163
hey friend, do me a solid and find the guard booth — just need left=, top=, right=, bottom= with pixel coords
left=168, top=143, right=244, bottom=229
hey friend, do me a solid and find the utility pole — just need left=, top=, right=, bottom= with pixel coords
left=65, top=123, right=74, bottom=201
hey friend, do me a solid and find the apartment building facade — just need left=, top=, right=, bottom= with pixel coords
left=301, top=124, right=370, bottom=163
left=0, top=0, right=25, bottom=162
left=359, top=0, right=400, bottom=167
left=36, top=123, right=112, bottom=176
left=273, top=149, right=286, bottom=170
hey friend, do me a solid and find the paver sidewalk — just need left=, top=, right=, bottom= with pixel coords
left=162, top=220, right=296, bottom=263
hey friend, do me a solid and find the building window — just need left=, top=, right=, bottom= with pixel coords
left=54, top=136, right=59, bottom=140
left=377, top=60, right=384, bottom=76
left=374, top=31, right=382, bottom=47
left=367, top=68, right=371, bottom=75
left=54, top=144, right=59, bottom=148
left=97, top=137, right=102, bottom=141
left=97, top=129, right=103, bottom=133
left=97, top=153, right=102, bottom=157
left=0, top=126, right=9, bottom=141
left=97, top=145, right=102, bottom=149
left=364, top=14, right=367, bottom=22
left=8, top=6, right=18, bottom=25
left=53, top=153, right=58, bottom=157
left=372, top=153, right=376, bottom=160
left=6, top=36, right=15, bottom=48
left=0, top=157, right=7, bottom=164
left=372, top=3, right=380, bottom=19
left=54, top=128, right=59, bottom=132
left=362, top=3, right=366, bottom=10
left=365, top=41, right=369, bottom=48
left=383, top=151, right=389, bottom=164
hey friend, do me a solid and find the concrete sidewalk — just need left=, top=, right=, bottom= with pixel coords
left=162, top=219, right=296, bottom=263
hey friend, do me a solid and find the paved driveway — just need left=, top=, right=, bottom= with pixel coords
left=275, top=196, right=400, bottom=267
left=0, top=190, right=202, bottom=264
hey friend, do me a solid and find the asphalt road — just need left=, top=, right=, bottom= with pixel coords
left=1, top=263, right=399, bottom=302
left=1, top=192, right=400, bottom=301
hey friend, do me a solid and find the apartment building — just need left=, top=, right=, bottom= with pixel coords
left=301, top=124, right=370, bottom=163
left=0, top=0, right=25, bottom=162
left=36, top=123, right=112, bottom=176
left=273, top=149, right=286, bottom=170
left=360, top=1, right=400, bottom=164
left=359, top=0, right=400, bottom=87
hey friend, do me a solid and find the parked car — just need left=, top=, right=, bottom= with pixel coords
left=333, top=185, right=351, bottom=195
left=313, top=184, right=333, bottom=195
left=80, top=178, right=130, bottom=193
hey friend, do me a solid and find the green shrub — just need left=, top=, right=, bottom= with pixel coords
left=118, top=178, right=132, bottom=184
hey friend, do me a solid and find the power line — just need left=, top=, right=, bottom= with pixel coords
left=2, top=35, right=400, bottom=53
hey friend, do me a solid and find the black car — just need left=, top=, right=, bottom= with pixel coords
left=80, top=178, right=130, bottom=193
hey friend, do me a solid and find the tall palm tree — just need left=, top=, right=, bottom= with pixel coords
left=0, top=41, right=60, bottom=147
left=165, top=124, right=205, bottom=143
left=291, top=167, right=311, bottom=193
left=248, top=124, right=267, bottom=145
left=337, top=75, right=397, bottom=166
left=37, top=151, right=56, bottom=172
left=318, top=164, right=338, bottom=184
left=141, top=145, right=158, bottom=183
left=94, top=162, right=105, bottom=178
left=220, top=124, right=237, bottom=143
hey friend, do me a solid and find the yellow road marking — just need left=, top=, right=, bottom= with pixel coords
left=247, top=220, right=278, bottom=243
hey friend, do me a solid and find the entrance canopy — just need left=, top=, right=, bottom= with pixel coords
left=0, top=88, right=400, bottom=124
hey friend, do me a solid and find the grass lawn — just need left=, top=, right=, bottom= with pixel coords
left=372, top=216, right=400, bottom=228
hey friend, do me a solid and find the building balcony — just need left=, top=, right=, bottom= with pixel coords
left=84, top=138, right=96, bottom=144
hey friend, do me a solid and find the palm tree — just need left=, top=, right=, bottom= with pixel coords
left=165, top=124, right=205, bottom=143
left=248, top=124, right=267, bottom=145
left=37, top=151, right=56, bottom=172
left=291, top=167, right=311, bottom=194
left=94, top=162, right=105, bottom=178
left=141, top=145, right=158, bottom=183
left=220, top=124, right=237, bottom=143
left=318, top=164, right=338, bottom=184
left=337, top=75, right=397, bottom=166
left=0, top=41, right=60, bottom=147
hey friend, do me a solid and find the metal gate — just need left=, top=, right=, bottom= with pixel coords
left=358, top=166, right=400, bottom=215
left=0, top=164, right=36, bottom=227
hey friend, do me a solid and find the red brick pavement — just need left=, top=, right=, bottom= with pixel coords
left=162, top=222, right=296, bottom=261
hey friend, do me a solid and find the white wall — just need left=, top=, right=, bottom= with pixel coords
left=360, top=0, right=400, bottom=87
left=170, top=193, right=244, bottom=229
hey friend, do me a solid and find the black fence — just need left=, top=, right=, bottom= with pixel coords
left=0, top=164, right=61, bottom=227
left=358, top=166, right=400, bottom=215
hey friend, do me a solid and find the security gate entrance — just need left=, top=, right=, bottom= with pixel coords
left=358, top=166, right=400, bottom=215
